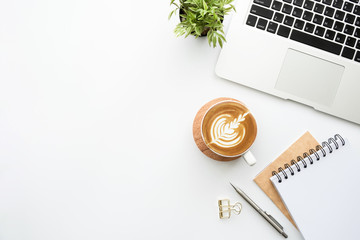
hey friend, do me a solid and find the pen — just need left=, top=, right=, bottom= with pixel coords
left=230, top=182, right=288, bottom=238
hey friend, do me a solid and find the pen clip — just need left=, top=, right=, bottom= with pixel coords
left=265, top=212, right=284, bottom=230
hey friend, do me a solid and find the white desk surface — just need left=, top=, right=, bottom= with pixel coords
left=1, top=1, right=359, bottom=239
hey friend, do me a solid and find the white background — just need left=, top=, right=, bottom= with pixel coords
left=0, top=1, right=359, bottom=239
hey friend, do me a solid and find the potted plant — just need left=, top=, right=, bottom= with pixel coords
left=168, top=0, right=236, bottom=48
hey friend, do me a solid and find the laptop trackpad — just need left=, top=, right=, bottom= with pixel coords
left=275, top=49, right=344, bottom=106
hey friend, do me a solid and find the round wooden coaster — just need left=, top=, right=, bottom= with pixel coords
left=192, top=97, right=241, bottom=161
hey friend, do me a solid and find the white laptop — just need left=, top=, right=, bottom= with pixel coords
left=216, top=0, right=360, bottom=124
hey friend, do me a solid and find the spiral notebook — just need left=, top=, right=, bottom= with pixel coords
left=270, top=135, right=360, bottom=240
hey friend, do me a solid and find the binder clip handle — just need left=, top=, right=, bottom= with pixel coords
left=218, top=199, right=242, bottom=219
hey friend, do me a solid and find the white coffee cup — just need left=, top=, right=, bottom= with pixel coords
left=193, top=97, right=257, bottom=165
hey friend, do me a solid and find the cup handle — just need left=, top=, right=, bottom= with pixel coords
left=243, top=151, right=256, bottom=166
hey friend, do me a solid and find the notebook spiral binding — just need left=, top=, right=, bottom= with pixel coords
left=272, top=134, right=345, bottom=183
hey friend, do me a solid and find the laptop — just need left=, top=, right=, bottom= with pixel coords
left=216, top=0, right=360, bottom=124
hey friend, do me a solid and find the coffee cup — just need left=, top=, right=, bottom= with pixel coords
left=193, top=97, right=257, bottom=165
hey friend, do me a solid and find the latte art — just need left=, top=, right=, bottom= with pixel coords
left=202, top=101, right=257, bottom=157
left=209, top=112, right=249, bottom=149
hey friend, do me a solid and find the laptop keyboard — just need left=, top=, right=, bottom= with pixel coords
left=246, top=0, right=360, bottom=62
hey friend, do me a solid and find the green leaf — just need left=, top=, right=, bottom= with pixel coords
left=207, top=32, right=212, bottom=46
left=218, top=37, right=223, bottom=48
left=168, top=9, right=176, bottom=20
left=203, top=0, right=208, bottom=10
left=194, top=26, right=202, bottom=35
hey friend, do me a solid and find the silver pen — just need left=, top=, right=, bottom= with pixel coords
left=230, top=182, right=288, bottom=238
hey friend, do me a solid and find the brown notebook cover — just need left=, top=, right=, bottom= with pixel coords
left=253, top=132, right=319, bottom=227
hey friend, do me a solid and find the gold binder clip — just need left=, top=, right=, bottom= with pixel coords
left=218, top=199, right=242, bottom=219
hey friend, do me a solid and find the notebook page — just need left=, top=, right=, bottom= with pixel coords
left=270, top=138, right=360, bottom=240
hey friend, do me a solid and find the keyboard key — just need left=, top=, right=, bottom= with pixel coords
left=344, top=24, right=354, bottom=35
left=324, top=6, right=335, bottom=16
left=257, top=18, right=268, bottom=29
left=345, top=36, right=356, bottom=47
left=251, top=5, right=275, bottom=19
left=335, top=10, right=345, bottom=20
left=277, top=25, right=291, bottom=37
left=246, top=15, right=258, bottom=26
left=357, top=40, right=360, bottom=49
left=294, top=19, right=305, bottom=29
left=267, top=21, right=279, bottom=33
left=282, top=4, right=293, bottom=14
left=290, top=29, right=342, bottom=54
left=354, top=5, right=360, bottom=16
left=294, top=0, right=304, bottom=6
left=272, top=1, right=283, bottom=10
left=341, top=47, right=355, bottom=59
left=355, top=28, right=360, bottom=38
left=274, top=12, right=285, bottom=23
left=314, top=3, right=325, bottom=13
left=325, top=29, right=336, bottom=39
left=313, top=14, right=324, bottom=24
left=284, top=0, right=292, bottom=3
left=334, top=21, right=345, bottom=31
left=345, top=14, right=355, bottom=24
left=350, top=0, right=359, bottom=3
left=305, top=22, right=316, bottom=32
left=323, top=18, right=334, bottom=28
left=335, top=33, right=346, bottom=43
left=332, top=0, right=343, bottom=8
left=343, top=2, right=354, bottom=12
left=303, top=11, right=314, bottom=20
left=292, top=7, right=303, bottom=17
left=304, top=0, right=315, bottom=9
left=254, top=0, right=273, bottom=7
left=322, top=0, right=332, bottom=5
left=315, top=26, right=326, bottom=36
left=356, top=17, right=360, bottom=26
left=355, top=51, right=360, bottom=62
left=284, top=16, right=295, bottom=26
